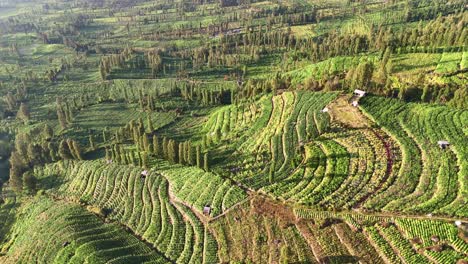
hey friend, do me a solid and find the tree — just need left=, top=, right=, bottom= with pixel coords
left=56, top=98, right=67, bottom=129
left=167, top=139, right=178, bottom=164
left=421, top=84, right=431, bottom=102
left=153, top=135, right=160, bottom=157
left=203, top=152, right=209, bottom=171
left=23, top=171, right=37, bottom=194
left=143, top=134, right=151, bottom=152
left=178, top=142, right=185, bottom=165
left=142, top=152, right=148, bottom=169
left=162, top=137, right=168, bottom=158
left=42, top=124, right=54, bottom=141
left=187, top=142, right=195, bottom=165
left=88, top=134, right=96, bottom=150
left=17, top=102, right=30, bottom=123
left=196, top=145, right=201, bottom=168
left=48, top=142, right=57, bottom=161
left=352, top=61, right=374, bottom=89
left=9, top=151, right=27, bottom=193
left=146, top=114, right=154, bottom=132
left=71, top=140, right=83, bottom=160
left=59, top=139, right=73, bottom=159
left=269, top=164, right=275, bottom=183
left=27, top=143, right=44, bottom=165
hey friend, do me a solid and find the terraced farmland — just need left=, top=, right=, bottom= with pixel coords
left=0, top=0, right=467, bottom=262
left=360, top=96, right=468, bottom=217
left=35, top=160, right=247, bottom=263
left=1, top=198, right=169, bottom=264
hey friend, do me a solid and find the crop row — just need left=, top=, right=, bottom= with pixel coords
left=2, top=198, right=168, bottom=263
left=360, top=96, right=467, bottom=217
left=35, top=160, right=222, bottom=263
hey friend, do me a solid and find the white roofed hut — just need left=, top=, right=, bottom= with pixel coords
left=321, top=107, right=329, bottom=113
left=203, top=206, right=211, bottom=216
left=354, top=89, right=366, bottom=97
left=352, top=101, right=359, bottom=107
left=437, top=141, right=450, bottom=150
left=141, top=170, right=148, bottom=179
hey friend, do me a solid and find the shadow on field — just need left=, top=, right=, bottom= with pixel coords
left=39, top=174, right=65, bottom=190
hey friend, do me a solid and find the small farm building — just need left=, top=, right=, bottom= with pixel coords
left=203, top=206, right=211, bottom=215
left=352, top=101, right=359, bottom=107
left=437, top=141, right=450, bottom=149
left=354, top=89, right=366, bottom=97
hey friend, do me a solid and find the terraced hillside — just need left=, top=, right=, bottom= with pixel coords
left=35, top=160, right=242, bottom=263
left=360, top=96, right=468, bottom=217
left=203, top=92, right=395, bottom=210
left=0, top=0, right=467, bottom=262
left=1, top=198, right=169, bottom=264
left=207, top=91, right=338, bottom=188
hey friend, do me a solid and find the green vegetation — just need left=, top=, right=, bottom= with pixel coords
left=0, top=0, right=466, bottom=262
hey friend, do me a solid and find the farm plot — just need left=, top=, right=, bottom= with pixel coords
left=360, top=96, right=468, bottom=218
left=396, top=218, right=468, bottom=263
left=63, top=102, right=177, bottom=146
left=0, top=197, right=168, bottom=264
left=210, top=202, right=317, bottom=263
left=215, top=91, right=338, bottom=192
left=295, top=208, right=467, bottom=263
left=34, top=159, right=247, bottom=263
left=0, top=191, right=16, bottom=247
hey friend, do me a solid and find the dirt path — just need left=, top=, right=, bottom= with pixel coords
left=295, top=206, right=468, bottom=223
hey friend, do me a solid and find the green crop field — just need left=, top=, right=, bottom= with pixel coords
left=0, top=0, right=467, bottom=262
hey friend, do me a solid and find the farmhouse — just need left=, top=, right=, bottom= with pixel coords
left=354, top=89, right=366, bottom=97
left=352, top=101, right=359, bottom=107
left=437, top=141, right=450, bottom=149
left=203, top=206, right=211, bottom=215
left=141, top=170, right=148, bottom=179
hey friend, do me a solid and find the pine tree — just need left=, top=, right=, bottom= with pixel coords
left=9, top=151, right=27, bottom=193
left=269, top=163, right=275, bottom=183
left=105, top=148, right=111, bottom=161
left=143, top=134, right=150, bottom=152
left=71, top=140, right=83, bottom=160
left=146, top=114, right=154, bottom=132
left=17, top=102, right=30, bottom=124
left=48, top=142, right=57, bottom=161
left=65, top=103, right=73, bottom=123
left=22, top=171, right=37, bottom=194
left=187, top=142, right=195, bottom=165
left=153, top=135, right=160, bottom=157
left=203, top=152, right=209, bottom=171
left=102, top=128, right=108, bottom=142
left=196, top=146, right=201, bottom=168
left=162, top=137, right=168, bottom=158
left=59, top=139, right=73, bottom=159
left=167, top=139, right=178, bottom=164
left=142, top=152, right=148, bottom=169
left=42, top=124, right=54, bottom=141
left=88, top=134, right=96, bottom=150
left=56, top=98, right=67, bottom=129
left=27, top=143, right=43, bottom=165
left=178, top=142, right=185, bottom=164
